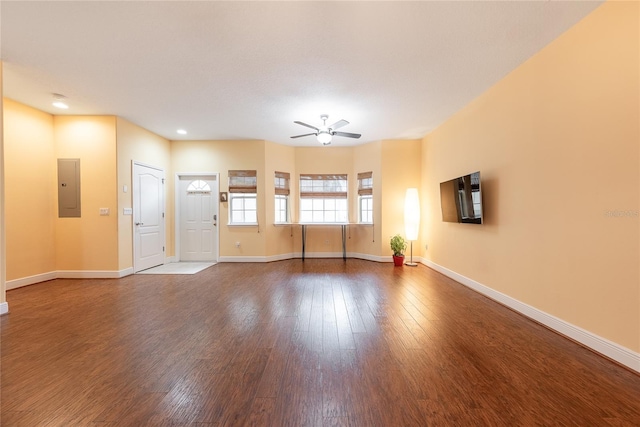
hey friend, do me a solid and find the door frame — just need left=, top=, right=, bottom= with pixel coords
left=175, top=172, right=220, bottom=262
left=132, top=161, right=166, bottom=273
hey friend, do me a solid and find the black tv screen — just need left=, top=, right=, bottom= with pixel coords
left=440, top=171, right=483, bottom=224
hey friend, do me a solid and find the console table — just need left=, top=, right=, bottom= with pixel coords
left=298, top=223, right=349, bottom=261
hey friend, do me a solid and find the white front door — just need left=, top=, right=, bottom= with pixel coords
left=179, top=176, right=218, bottom=262
left=133, top=163, right=165, bottom=272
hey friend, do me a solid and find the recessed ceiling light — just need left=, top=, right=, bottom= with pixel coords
left=177, top=129, right=187, bottom=135
left=52, top=93, right=69, bottom=109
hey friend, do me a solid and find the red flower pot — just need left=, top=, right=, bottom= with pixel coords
left=393, top=255, right=405, bottom=266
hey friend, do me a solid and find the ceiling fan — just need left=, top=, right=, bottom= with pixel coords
left=291, top=115, right=361, bottom=145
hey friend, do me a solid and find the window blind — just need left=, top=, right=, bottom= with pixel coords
left=299, top=174, right=348, bottom=199
left=274, top=171, right=290, bottom=196
left=228, top=170, right=257, bottom=193
left=357, top=171, right=373, bottom=196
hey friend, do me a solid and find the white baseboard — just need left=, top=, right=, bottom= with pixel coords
left=420, top=258, right=640, bottom=373
left=7, top=271, right=57, bottom=290
left=221, top=252, right=393, bottom=263
left=0, top=302, right=8, bottom=315
left=7, top=268, right=135, bottom=290
left=347, top=252, right=390, bottom=263
left=301, top=251, right=345, bottom=259
left=118, top=267, right=134, bottom=278
left=219, top=256, right=270, bottom=263
left=165, top=256, right=176, bottom=264
left=57, top=270, right=131, bottom=279
left=265, top=253, right=297, bottom=262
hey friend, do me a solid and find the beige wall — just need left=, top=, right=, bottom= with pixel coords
left=422, top=2, right=639, bottom=351
left=0, top=63, right=5, bottom=307
left=264, top=141, right=296, bottom=257
left=54, top=116, right=119, bottom=271
left=2, top=109, right=421, bottom=276
left=294, top=147, right=354, bottom=255
left=170, top=140, right=420, bottom=260
left=381, top=139, right=422, bottom=258
left=351, top=141, right=382, bottom=257
left=171, top=140, right=267, bottom=258
left=4, top=99, right=56, bottom=280
left=116, top=118, right=172, bottom=269
left=3, top=101, right=123, bottom=278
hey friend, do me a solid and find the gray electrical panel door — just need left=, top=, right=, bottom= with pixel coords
left=57, top=158, right=81, bottom=217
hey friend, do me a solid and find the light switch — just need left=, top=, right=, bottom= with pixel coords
left=99, top=208, right=110, bottom=216
left=123, top=185, right=128, bottom=193
left=123, top=208, right=133, bottom=215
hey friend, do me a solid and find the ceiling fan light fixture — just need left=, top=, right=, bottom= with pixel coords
left=292, top=115, right=359, bottom=144
left=317, top=131, right=332, bottom=144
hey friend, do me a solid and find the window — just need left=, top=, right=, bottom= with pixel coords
left=228, top=170, right=257, bottom=224
left=299, top=174, right=348, bottom=223
left=187, top=179, right=211, bottom=193
left=358, top=172, right=373, bottom=223
left=274, top=171, right=290, bottom=223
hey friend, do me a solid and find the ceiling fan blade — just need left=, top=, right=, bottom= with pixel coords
left=328, top=119, right=349, bottom=130
left=294, top=121, right=319, bottom=132
left=333, top=131, right=361, bottom=139
left=290, top=132, right=317, bottom=139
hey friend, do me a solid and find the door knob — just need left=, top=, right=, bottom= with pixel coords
left=213, top=214, right=217, bottom=226
left=135, top=222, right=144, bottom=226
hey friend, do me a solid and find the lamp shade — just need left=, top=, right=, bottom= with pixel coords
left=317, top=131, right=332, bottom=144
left=404, top=188, right=420, bottom=241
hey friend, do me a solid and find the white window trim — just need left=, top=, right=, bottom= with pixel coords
left=274, top=194, right=290, bottom=224
left=358, top=194, right=373, bottom=224
left=228, top=192, right=258, bottom=226
left=299, top=197, right=349, bottom=224
left=299, top=174, right=349, bottom=224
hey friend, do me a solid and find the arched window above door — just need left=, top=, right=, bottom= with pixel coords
left=187, top=180, right=211, bottom=193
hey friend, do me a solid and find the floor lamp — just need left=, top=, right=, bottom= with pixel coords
left=404, top=188, right=420, bottom=267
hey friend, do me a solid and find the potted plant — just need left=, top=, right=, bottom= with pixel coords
left=390, top=234, right=407, bottom=266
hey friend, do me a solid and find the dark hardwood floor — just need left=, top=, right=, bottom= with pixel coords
left=1, top=259, right=639, bottom=426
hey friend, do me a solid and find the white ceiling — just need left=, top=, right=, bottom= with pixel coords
left=1, top=1, right=603, bottom=146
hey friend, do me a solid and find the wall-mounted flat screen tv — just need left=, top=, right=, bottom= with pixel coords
left=440, top=171, right=483, bottom=224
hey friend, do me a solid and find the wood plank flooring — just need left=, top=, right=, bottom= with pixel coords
left=1, top=259, right=639, bottom=426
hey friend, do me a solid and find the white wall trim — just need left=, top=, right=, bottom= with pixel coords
left=165, top=256, right=176, bottom=264
left=118, top=267, right=134, bottom=278
left=219, top=256, right=269, bottom=263
left=299, top=251, right=347, bottom=259
left=347, top=252, right=390, bottom=263
left=221, top=252, right=393, bottom=263
left=0, top=302, right=8, bottom=315
left=57, top=270, right=131, bottom=279
left=420, top=258, right=640, bottom=373
left=6, top=269, right=135, bottom=290
left=7, top=271, right=57, bottom=290
left=265, top=253, right=297, bottom=262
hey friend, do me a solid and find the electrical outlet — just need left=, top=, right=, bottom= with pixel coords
left=235, top=242, right=241, bottom=248
left=99, top=208, right=110, bottom=216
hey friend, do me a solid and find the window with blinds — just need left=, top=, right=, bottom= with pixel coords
left=274, top=171, right=290, bottom=223
left=358, top=172, right=373, bottom=223
left=299, top=174, right=348, bottom=223
left=228, top=170, right=257, bottom=224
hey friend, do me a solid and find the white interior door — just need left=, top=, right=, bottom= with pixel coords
left=179, top=176, right=218, bottom=262
left=133, top=163, right=165, bottom=272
